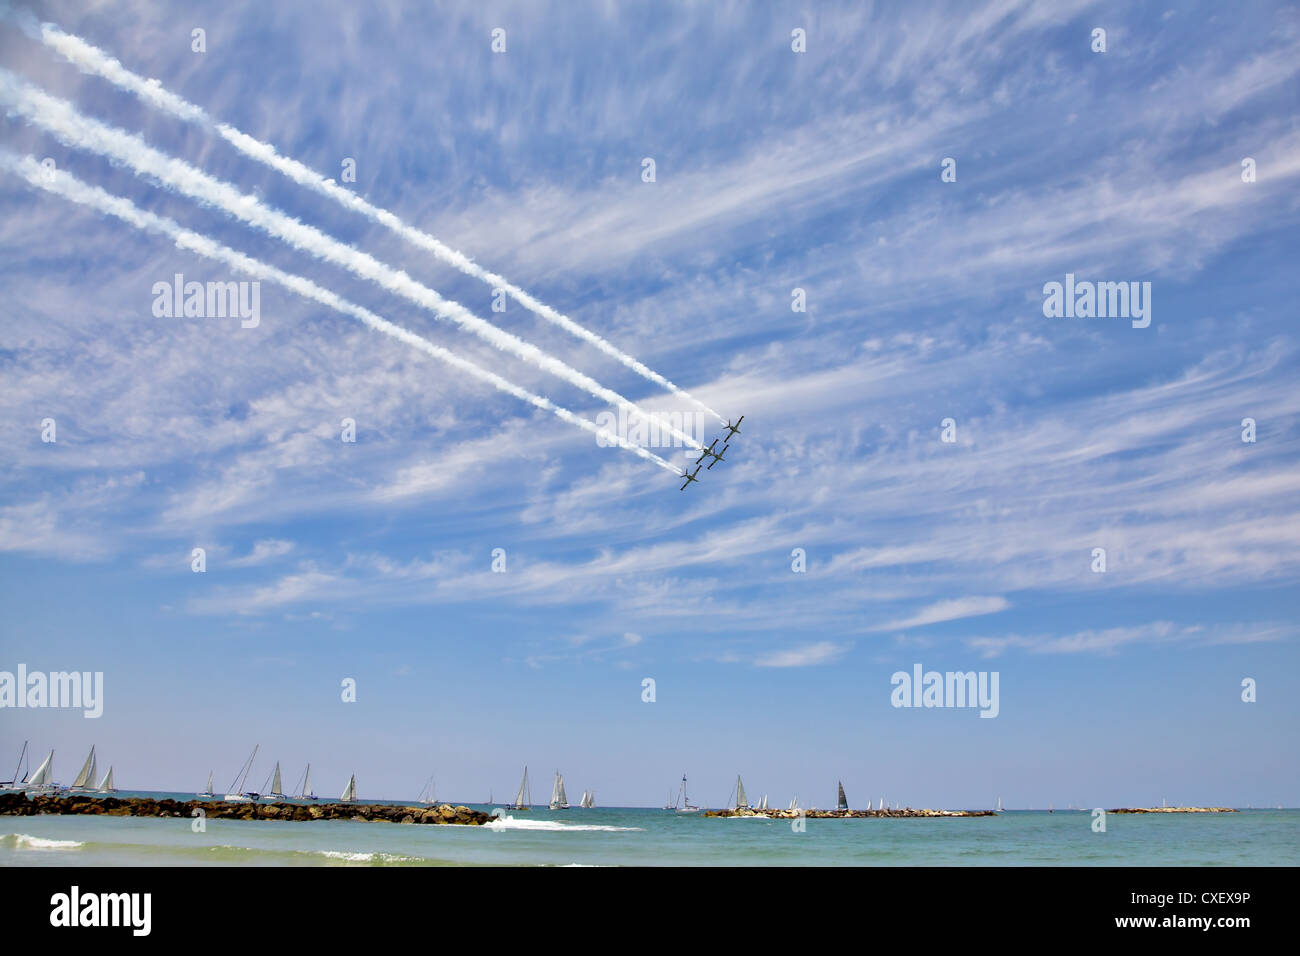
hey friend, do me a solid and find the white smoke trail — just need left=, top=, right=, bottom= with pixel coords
left=1, top=2, right=725, bottom=423
left=0, top=150, right=683, bottom=476
left=0, top=69, right=705, bottom=451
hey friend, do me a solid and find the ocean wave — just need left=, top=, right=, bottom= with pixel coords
left=315, top=849, right=424, bottom=863
left=485, top=815, right=642, bottom=833
left=1, top=833, right=85, bottom=850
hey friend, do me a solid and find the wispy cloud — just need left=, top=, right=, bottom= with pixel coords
left=754, top=642, right=851, bottom=668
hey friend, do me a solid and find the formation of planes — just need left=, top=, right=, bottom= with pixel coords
left=680, top=416, right=743, bottom=490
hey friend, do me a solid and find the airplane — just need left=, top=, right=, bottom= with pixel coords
left=694, top=439, right=719, bottom=466
left=722, top=415, right=745, bottom=439
left=706, top=443, right=729, bottom=469
left=679, top=465, right=701, bottom=491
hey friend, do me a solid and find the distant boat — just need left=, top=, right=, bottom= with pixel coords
left=0, top=741, right=29, bottom=793
left=25, top=749, right=57, bottom=794
left=837, top=780, right=849, bottom=812
left=788, top=796, right=799, bottom=811
left=664, top=788, right=676, bottom=811
left=488, top=790, right=493, bottom=805
left=96, top=766, right=116, bottom=793
left=996, top=795, right=1004, bottom=813
left=417, top=772, right=437, bottom=806
left=223, top=745, right=260, bottom=802
left=66, top=746, right=97, bottom=793
left=734, top=774, right=749, bottom=810
left=760, top=794, right=769, bottom=811
left=340, top=774, right=357, bottom=803
left=199, top=771, right=214, bottom=798
left=549, top=770, right=570, bottom=810
left=259, top=762, right=286, bottom=802
left=506, top=766, right=531, bottom=810
left=878, top=796, right=884, bottom=810
left=579, top=790, right=594, bottom=809
left=675, top=774, right=701, bottom=813
left=295, top=764, right=318, bottom=801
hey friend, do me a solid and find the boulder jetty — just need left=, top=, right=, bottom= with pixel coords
left=706, top=807, right=994, bottom=819
left=0, top=791, right=492, bottom=825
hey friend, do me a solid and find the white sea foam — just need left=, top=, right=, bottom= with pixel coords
left=2, top=833, right=85, bottom=849
left=486, top=815, right=642, bottom=833
left=315, top=849, right=422, bottom=863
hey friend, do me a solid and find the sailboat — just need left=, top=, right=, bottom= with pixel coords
left=664, top=788, right=676, bottom=811
left=996, top=795, right=1004, bottom=813
left=295, top=764, right=318, bottom=801
left=25, top=750, right=57, bottom=793
left=67, top=746, right=97, bottom=793
left=0, top=741, right=28, bottom=792
left=837, top=780, right=849, bottom=812
left=417, top=773, right=437, bottom=805
left=788, top=796, right=799, bottom=811
left=878, top=796, right=884, bottom=811
left=340, top=774, right=357, bottom=803
left=199, top=771, right=215, bottom=798
left=506, top=766, right=530, bottom=810
left=734, top=774, right=749, bottom=810
left=223, top=745, right=260, bottom=802
left=259, top=761, right=286, bottom=802
left=96, top=766, right=116, bottom=793
left=675, top=774, right=701, bottom=813
left=488, top=790, right=493, bottom=806
left=549, top=770, right=569, bottom=810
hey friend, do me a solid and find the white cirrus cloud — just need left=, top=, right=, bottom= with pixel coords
left=754, top=641, right=851, bottom=668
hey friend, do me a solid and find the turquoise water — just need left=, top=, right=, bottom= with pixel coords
left=2, top=795, right=1297, bottom=866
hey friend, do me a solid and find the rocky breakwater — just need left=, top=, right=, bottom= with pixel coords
left=705, top=807, right=994, bottom=819
left=0, top=792, right=492, bottom=825
left=1108, top=806, right=1237, bottom=814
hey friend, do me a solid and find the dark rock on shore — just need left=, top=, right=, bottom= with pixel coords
left=0, top=792, right=491, bottom=826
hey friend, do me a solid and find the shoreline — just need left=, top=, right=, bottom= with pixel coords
left=0, top=792, right=492, bottom=826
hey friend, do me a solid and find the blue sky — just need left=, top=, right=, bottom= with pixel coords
left=1, top=0, right=1297, bottom=809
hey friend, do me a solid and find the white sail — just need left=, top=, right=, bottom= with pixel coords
left=70, top=746, right=96, bottom=789
left=27, top=750, right=54, bottom=788
left=97, top=766, right=115, bottom=792
left=268, top=762, right=284, bottom=797
left=549, top=770, right=568, bottom=809
left=341, top=774, right=357, bottom=802
left=735, top=774, right=748, bottom=809
left=204, top=771, right=214, bottom=795
left=302, top=764, right=313, bottom=798
left=789, top=796, right=798, bottom=811
left=511, top=766, right=530, bottom=807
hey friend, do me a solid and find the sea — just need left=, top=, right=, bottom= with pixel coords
left=2, top=793, right=1297, bottom=866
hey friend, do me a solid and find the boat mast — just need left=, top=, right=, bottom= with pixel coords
left=8, top=741, right=27, bottom=785
left=229, top=744, right=259, bottom=794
